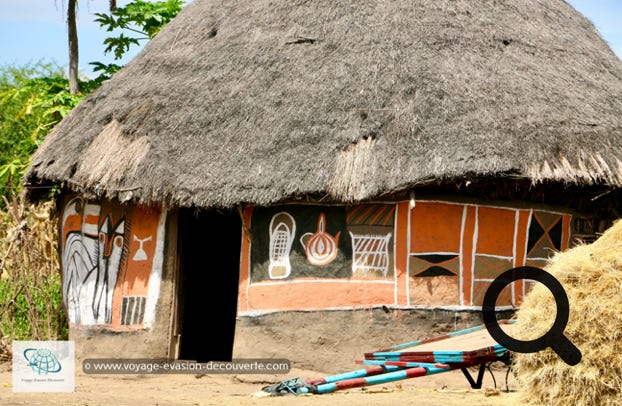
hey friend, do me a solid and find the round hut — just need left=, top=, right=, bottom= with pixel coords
left=24, top=0, right=622, bottom=369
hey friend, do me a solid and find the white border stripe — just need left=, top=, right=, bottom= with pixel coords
left=406, top=203, right=412, bottom=306
left=393, top=203, right=398, bottom=305
left=409, top=251, right=460, bottom=256
left=144, top=208, right=167, bottom=329
left=511, top=210, right=519, bottom=305
left=250, top=279, right=395, bottom=287
left=474, top=253, right=514, bottom=260
left=470, top=206, right=478, bottom=306
left=459, top=205, right=467, bottom=306
left=523, top=210, right=533, bottom=297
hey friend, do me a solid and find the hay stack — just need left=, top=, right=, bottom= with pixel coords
left=513, top=220, right=622, bottom=405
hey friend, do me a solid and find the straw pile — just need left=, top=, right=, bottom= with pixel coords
left=513, top=219, right=622, bottom=405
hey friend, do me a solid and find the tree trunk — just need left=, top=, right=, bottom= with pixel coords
left=68, top=0, right=79, bottom=94
left=110, top=0, right=117, bottom=12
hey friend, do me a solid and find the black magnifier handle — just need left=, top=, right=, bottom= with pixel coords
left=482, top=266, right=582, bottom=366
left=550, top=335, right=581, bottom=366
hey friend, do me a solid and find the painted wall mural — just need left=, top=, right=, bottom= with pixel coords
left=409, top=202, right=463, bottom=307
left=60, top=196, right=166, bottom=329
left=268, top=212, right=295, bottom=279
left=300, top=213, right=341, bottom=266
left=350, top=232, right=392, bottom=277
left=239, top=200, right=572, bottom=314
left=347, top=204, right=395, bottom=278
left=408, top=202, right=571, bottom=308
left=250, top=204, right=395, bottom=282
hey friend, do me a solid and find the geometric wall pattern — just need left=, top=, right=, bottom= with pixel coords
left=527, top=211, right=564, bottom=259
left=239, top=201, right=572, bottom=314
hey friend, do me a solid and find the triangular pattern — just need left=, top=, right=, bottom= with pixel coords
left=527, top=217, right=545, bottom=254
left=411, top=255, right=459, bottom=278
left=415, top=266, right=456, bottom=277
left=527, top=212, right=563, bottom=258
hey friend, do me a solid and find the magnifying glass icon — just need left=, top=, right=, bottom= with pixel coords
left=482, top=266, right=582, bottom=366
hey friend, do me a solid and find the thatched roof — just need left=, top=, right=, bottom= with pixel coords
left=24, top=0, right=622, bottom=208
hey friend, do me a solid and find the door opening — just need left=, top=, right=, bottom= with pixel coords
left=177, top=208, right=241, bottom=362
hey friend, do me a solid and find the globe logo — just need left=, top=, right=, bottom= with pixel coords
left=23, top=348, right=62, bottom=375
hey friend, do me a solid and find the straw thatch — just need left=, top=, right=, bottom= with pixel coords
left=513, top=220, right=622, bottom=405
left=25, top=0, right=622, bottom=208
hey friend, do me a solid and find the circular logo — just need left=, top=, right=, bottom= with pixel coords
left=24, top=348, right=63, bottom=375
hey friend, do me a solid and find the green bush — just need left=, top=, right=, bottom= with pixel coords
left=0, top=62, right=87, bottom=198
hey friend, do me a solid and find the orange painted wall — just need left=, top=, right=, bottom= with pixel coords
left=238, top=201, right=573, bottom=313
left=111, top=206, right=162, bottom=326
left=409, top=202, right=465, bottom=307
left=247, top=280, right=394, bottom=310
left=410, top=202, right=463, bottom=253
left=476, top=207, right=515, bottom=257
left=60, top=195, right=165, bottom=329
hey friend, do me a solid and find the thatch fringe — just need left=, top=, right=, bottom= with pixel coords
left=24, top=0, right=622, bottom=208
left=329, top=137, right=379, bottom=201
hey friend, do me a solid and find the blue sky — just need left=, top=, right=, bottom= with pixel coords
left=0, top=0, right=166, bottom=77
left=0, top=0, right=621, bottom=78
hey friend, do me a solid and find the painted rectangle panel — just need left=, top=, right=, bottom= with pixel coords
left=409, top=275, right=460, bottom=306
left=471, top=281, right=512, bottom=307
left=410, top=202, right=463, bottom=253
left=246, top=280, right=395, bottom=311
left=475, top=207, right=516, bottom=257
left=472, top=256, right=513, bottom=280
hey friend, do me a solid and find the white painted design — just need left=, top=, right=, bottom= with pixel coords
left=350, top=232, right=392, bottom=276
left=268, top=212, right=296, bottom=279
left=62, top=199, right=125, bottom=325
left=144, top=209, right=167, bottom=329
left=251, top=279, right=395, bottom=286
left=300, top=213, right=341, bottom=266
left=81, top=204, right=100, bottom=236
left=458, top=205, right=467, bottom=306
left=93, top=217, right=125, bottom=324
left=132, top=234, right=152, bottom=261
left=63, top=233, right=97, bottom=324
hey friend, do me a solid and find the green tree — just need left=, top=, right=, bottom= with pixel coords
left=0, top=1, right=185, bottom=198
left=0, top=62, right=87, bottom=195
left=0, top=0, right=186, bottom=348
left=91, top=0, right=184, bottom=78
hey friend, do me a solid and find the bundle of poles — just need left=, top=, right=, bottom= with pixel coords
left=263, top=321, right=513, bottom=396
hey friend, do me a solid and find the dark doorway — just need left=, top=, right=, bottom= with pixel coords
left=177, top=208, right=241, bottom=362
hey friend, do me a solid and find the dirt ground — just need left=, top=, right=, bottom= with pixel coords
left=1, top=361, right=524, bottom=405
left=2, top=309, right=527, bottom=405
left=232, top=309, right=513, bottom=374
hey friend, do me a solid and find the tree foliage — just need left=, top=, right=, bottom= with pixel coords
left=0, top=1, right=185, bottom=199
left=0, top=62, right=88, bottom=195
left=94, top=0, right=184, bottom=59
